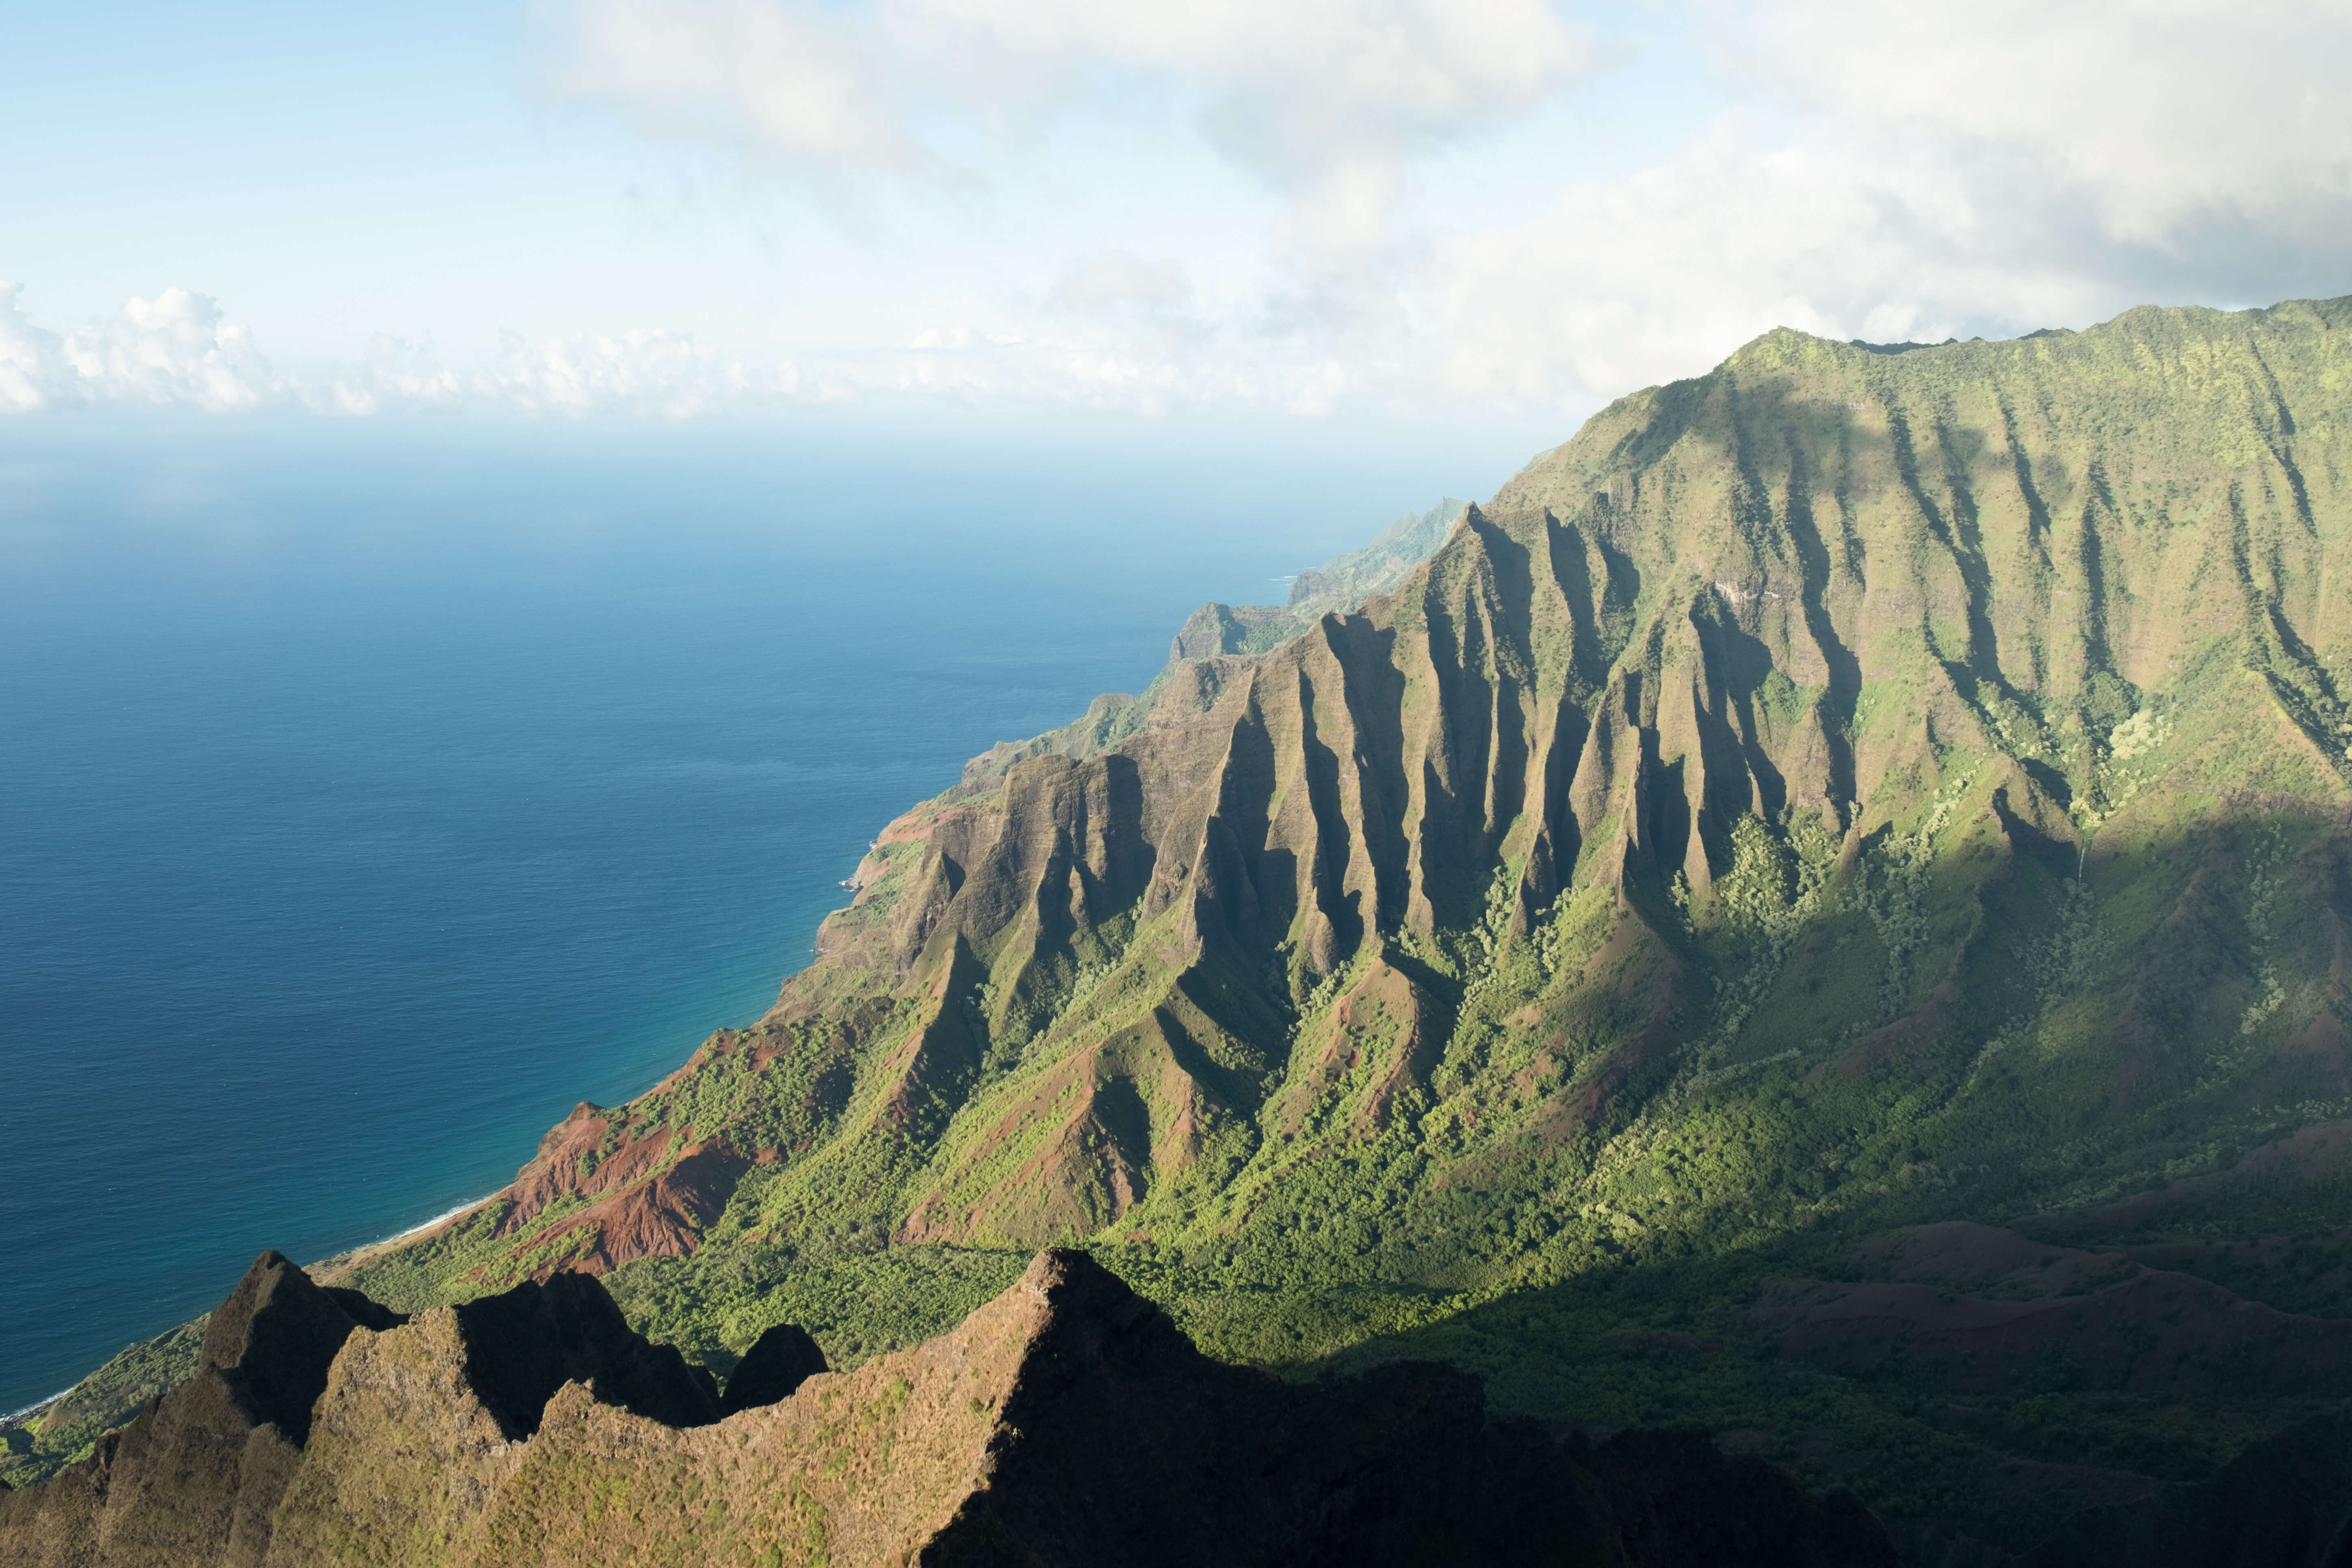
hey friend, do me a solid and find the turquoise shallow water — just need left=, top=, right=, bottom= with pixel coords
left=0, top=411, right=1529, bottom=1412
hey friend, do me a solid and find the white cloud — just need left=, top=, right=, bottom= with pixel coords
left=0, top=282, right=64, bottom=412
left=900, top=0, right=1588, bottom=247
left=1393, top=0, right=2352, bottom=405
left=483, top=326, right=786, bottom=418
left=1740, top=0, right=2352, bottom=254
left=549, top=0, right=938, bottom=208
left=11, top=2, right=2352, bottom=424
left=514, top=0, right=2352, bottom=418
left=320, top=325, right=803, bottom=419
left=0, top=286, right=810, bottom=420
left=65, top=288, right=277, bottom=411
left=0, top=284, right=278, bottom=413
left=323, top=335, right=469, bottom=416
left=541, top=0, right=1592, bottom=243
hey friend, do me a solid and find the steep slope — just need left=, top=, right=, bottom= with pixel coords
left=21, top=297, right=2352, bottom=1547
left=382, top=296, right=2348, bottom=1307
left=0, top=1249, right=1902, bottom=1567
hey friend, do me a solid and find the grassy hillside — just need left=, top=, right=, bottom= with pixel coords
left=17, top=298, right=2350, bottom=1549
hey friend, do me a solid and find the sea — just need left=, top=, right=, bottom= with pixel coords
left=0, top=406, right=1549, bottom=1414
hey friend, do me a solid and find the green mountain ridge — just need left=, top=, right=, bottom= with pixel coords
left=15, top=296, right=2352, bottom=1556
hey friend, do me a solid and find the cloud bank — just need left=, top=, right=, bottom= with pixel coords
left=2, top=284, right=277, bottom=414
left=547, top=0, right=2352, bottom=405
left=12, top=0, right=2351, bottom=420
left=1, top=286, right=818, bottom=421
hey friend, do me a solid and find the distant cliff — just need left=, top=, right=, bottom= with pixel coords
left=1168, top=496, right=1463, bottom=659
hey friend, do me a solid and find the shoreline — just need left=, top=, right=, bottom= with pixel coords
left=4, top=1189, right=511, bottom=1431
left=308, top=1189, right=505, bottom=1287
left=4, top=1388, right=76, bottom=1424
left=381, top=1191, right=501, bottom=1246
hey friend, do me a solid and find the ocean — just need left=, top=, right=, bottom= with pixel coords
left=0, top=408, right=1540, bottom=1413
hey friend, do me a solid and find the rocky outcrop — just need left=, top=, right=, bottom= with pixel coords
left=1, top=1247, right=1903, bottom=1567
left=204, top=1251, right=405, bottom=1445
left=0, top=1251, right=405, bottom=1568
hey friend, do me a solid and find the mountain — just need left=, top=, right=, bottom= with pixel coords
left=1, top=1247, right=1902, bottom=1566
left=11, top=296, right=2352, bottom=1558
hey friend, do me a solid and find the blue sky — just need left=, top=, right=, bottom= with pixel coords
left=6, top=0, right=2350, bottom=424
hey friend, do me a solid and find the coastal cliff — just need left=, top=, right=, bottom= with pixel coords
left=380, top=298, right=2352, bottom=1305
left=14, top=295, right=2352, bottom=1557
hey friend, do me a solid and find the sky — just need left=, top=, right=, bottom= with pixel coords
left=4, top=0, right=2351, bottom=427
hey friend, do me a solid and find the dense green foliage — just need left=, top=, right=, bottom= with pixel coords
left=322, top=299, right=2352, bottom=1541
left=0, top=1319, right=207, bottom=1486
left=17, top=302, right=2352, bottom=1552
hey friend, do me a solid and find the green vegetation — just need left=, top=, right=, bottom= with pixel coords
left=355, top=295, right=2352, bottom=1542
left=19, top=300, right=2352, bottom=1551
left=1, top=1317, right=207, bottom=1486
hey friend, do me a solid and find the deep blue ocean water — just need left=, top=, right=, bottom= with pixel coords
left=0, top=409, right=1543, bottom=1413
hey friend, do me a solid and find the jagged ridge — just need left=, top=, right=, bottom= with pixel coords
left=24, top=296, right=2352, bottom=1549
left=411, top=295, right=2350, bottom=1291
left=0, top=1248, right=1900, bottom=1567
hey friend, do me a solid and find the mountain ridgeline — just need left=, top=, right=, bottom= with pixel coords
left=390, top=295, right=2352, bottom=1287
left=13, top=296, right=2352, bottom=1557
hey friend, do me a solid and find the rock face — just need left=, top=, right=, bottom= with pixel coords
left=0, top=1247, right=1902, bottom=1567
left=391, top=297, right=2352, bottom=1322
left=0, top=1252, right=405, bottom=1568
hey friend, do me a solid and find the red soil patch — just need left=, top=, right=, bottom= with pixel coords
left=511, top=1141, right=751, bottom=1278
left=499, top=1104, right=684, bottom=1237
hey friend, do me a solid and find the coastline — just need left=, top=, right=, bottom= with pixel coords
left=4, top=1388, right=76, bottom=1425
left=2, top=1191, right=510, bottom=1437
left=307, top=1190, right=505, bottom=1288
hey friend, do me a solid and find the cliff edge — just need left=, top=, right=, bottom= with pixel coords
left=0, top=1247, right=1896, bottom=1567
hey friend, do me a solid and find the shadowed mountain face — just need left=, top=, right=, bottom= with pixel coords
left=15, top=298, right=2352, bottom=1552
left=718, top=1322, right=827, bottom=1416
left=0, top=1249, right=1902, bottom=1567
left=450, top=1272, right=721, bottom=1436
left=394, top=296, right=2349, bottom=1297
